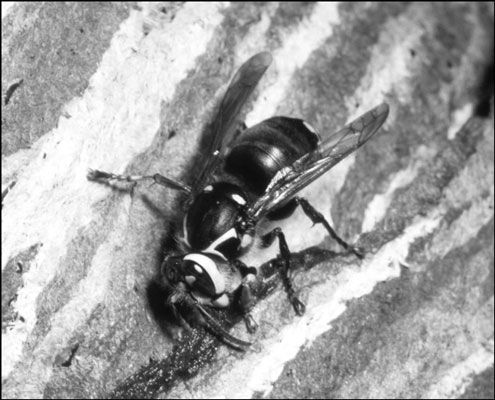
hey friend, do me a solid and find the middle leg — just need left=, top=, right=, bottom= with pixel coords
left=261, top=227, right=306, bottom=316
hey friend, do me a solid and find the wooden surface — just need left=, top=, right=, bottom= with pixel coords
left=2, top=2, right=494, bottom=398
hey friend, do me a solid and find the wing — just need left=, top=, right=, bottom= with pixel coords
left=247, top=103, right=390, bottom=221
left=192, top=52, right=273, bottom=196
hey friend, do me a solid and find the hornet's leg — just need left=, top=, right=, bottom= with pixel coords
left=295, top=197, right=363, bottom=259
left=170, top=287, right=251, bottom=349
left=87, top=169, right=191, bottom=194
left=232, top=259, right=258, bottom=333
left=261, top=228, right=306, bottom=316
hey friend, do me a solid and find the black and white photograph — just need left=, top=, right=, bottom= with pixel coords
left=2, top=2, right=494, bottom=399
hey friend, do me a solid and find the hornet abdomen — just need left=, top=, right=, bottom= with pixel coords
left=225, top=116, right=319, bottom=219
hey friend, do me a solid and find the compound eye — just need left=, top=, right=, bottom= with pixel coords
left=183, top=254, right=225, bottom=297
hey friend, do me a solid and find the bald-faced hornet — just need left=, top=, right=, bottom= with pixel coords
left=88, top=52, right=389, bottom=349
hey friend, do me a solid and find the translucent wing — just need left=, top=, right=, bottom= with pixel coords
left=247, top=103, right=390, bottom=221
left=192, top=52, right=273, bottom=195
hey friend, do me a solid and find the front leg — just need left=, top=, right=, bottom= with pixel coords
left=170, top=287, right=252, bottom=349
left=87, top=169, right=191, bottom=194
left=261, top=228, right=306, bottom=316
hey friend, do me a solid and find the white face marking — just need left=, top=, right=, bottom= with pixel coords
left=194, top=264, right=203, bottom=274
left=303, top=120, right=318, bottom=135
left=212, top=293, right=229, bottom=308
left=184, top=253, right=225, bottom=294
left=204, top=185, right=214, bottom=192
left=230, top=193, right=247, bottom=205
left=191, top=291, right=229, bottom=308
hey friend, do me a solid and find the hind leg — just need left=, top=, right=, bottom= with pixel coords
left=294, top=197, right=363, bottom=258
